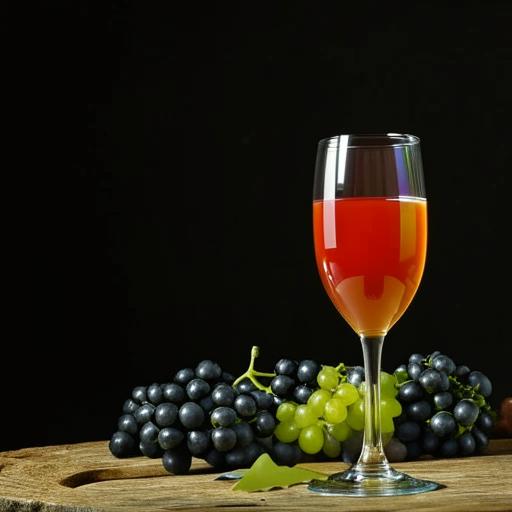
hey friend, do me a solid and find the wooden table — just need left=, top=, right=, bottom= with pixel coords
left=0, top=439, right=510, bottom=511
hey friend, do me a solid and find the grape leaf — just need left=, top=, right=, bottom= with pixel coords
left=232, top=454, right=328, bottom=492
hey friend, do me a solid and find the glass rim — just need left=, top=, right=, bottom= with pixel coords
left=318, top=133, right=420, bottom=149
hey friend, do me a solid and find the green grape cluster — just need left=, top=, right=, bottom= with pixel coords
left=274, top=365, right=401, bottom=458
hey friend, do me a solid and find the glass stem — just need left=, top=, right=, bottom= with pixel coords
left=357, top=335, right=389, bottom=468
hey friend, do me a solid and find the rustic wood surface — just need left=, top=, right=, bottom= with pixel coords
left=0, top=439, right=510, bottom=512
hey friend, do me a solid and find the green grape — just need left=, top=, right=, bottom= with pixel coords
left=323, top=398, right=348, bottom=424
left=394, top=366, right=409, bottom=384
left=276, top=402, right=297, bottom=423
left=380, top=397, right=402, bottom=418
left=274, top=421, right=300, bottom=443
left=298, top=424, right=324, bottom=454
left=294, top=404, right=318, bottom=428
left=347, top=399, right=365, bottom=431
left=307, top=389, right=331, bottom=416
left=317, top=366, right=339, bottom=390
left=322, top=430, right=341, bottom=458
left=329, top=421, right=352, bottom=442
left=380, top=371, right=398, bottom=398
left=322, top=365, right=338, bottom=376
left=381, top=415, right=395, bottom=434
left=333, top=382, right=359, bottom=406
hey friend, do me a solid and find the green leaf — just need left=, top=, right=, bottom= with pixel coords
left=232, top=454, right=328, bottom=492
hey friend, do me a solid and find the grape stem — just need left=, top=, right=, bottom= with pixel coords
left=232, top=345, right=275, bottom=392
left=335, top=362, right=347, bottom=373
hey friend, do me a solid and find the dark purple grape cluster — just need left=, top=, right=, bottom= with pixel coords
left=270, top=359, right=320, bottom=405
left=109, top=347, right=495, bottom=474
left=109, top=360, right=277, bottom=474
left=386, top=351, right=494, bottom=462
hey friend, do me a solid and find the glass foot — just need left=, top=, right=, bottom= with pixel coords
left=308, top=464, right=441, bottom=497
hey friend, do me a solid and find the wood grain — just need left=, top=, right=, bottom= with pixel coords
left=0, top=439, right=511, bottom=512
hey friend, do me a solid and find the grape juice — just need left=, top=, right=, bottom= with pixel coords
left=313, top=197, right=427, bottom=337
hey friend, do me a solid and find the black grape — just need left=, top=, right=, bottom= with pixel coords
left=132, top=386, right=147, bottom=404
left=297, top=360, right=320, bottom=384
left=439, top=438, right=458, bottom=458
left=109, top=431, right=136, bottom=458
left=430, top=411, right=456, bottom=437
left=250, top=390, right=274, bottom=410
left=453, top=399, right=479, bottom=426
left=419, top=369, right=444, bottom=393
left=399, top=382, right=424, bottom=403
left=174, top=368, right=195, bottom=385
left=162, top=383, right=186, bottom=404
left=154, top=403, right=178, bottom=427
left=211, top=407, right=237, bottom=427
left=458, top=432, right=476, bottom=456
left=293, top=385, right=313, bottom=404
left=234, top=395, right=257, bottom=418
left=134, top=404, right=155, bottom=425
left=408, top=353, right=425, bottom=365
left=186, top=379, right=210, bottom=400
left=195, top=360, right=222, bottom=381
left=158, top=427, right=184, bottom=450
left=118, top=414, right=138, bottom=435
left=406, top=400, right=432, bottom=422
left=270, top=375, right=295, bottom=397
left=407, top=363, right=422, bottom=381
left=476, top=411, right=494, bottom=434
left=211, top=427, right=237, bottom=452
left=433, top=391, right=453, bottom=410
left=467, top=371, right=492, bottom=397
left=187, top=430, right=210, bottom=456
left=147, top=383, right=163, bottom=405
left=139, top=440, right=163, bottom=458
left=139, top=422, right=159, bottom=444
left=178, top=402, right=205, bottom=430
left=272, top=442, right=302, bottom=466
left=397, top=421, right=421, bottom=443
left=211, top=383, right=236, bottom=407
left=122, top=399, right=139, bottom=414
left=255, top=411, right=276, bottom=437
left=233, top=422, right=254, bottom=448
left=275, top=359, right=298, bottom=376
left=162, top=448, right=192, bottom=475
left=432, top=355, right=456, bottom=375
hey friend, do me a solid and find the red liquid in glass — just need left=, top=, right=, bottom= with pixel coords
left=313, top=197, right=427, bottom=336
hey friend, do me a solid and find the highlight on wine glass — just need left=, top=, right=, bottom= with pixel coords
left=310, top=133, right=440, bottom=496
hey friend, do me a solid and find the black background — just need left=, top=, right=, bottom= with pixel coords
left=5, top=1, right=512, bottom=452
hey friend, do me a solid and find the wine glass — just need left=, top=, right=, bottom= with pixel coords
left=308, top=133, right=440, bottom=496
